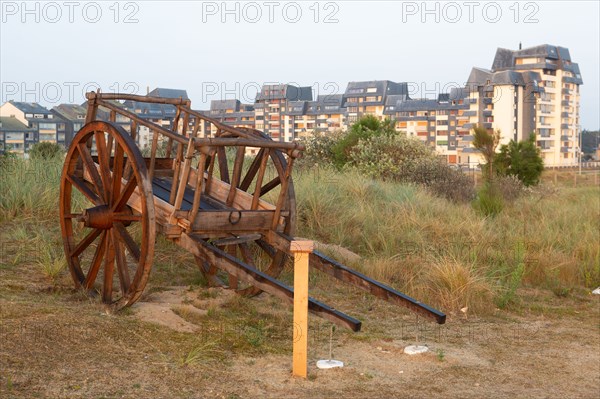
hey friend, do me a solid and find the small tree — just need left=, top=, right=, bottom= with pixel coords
left=472, top=125, right=501, bottom=181
left=496, top=133, right=544, bottom=186
left=29, top=142, right=64, bottom=160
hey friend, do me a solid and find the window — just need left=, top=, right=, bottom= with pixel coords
left=366, top=88, right=377, bottom=93
left=38, top=123, right=56, bottom=129
left=6, top=133, right=24, bottom=141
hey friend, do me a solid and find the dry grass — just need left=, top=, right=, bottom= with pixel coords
left=1, top=158, right=598, bottom=317
left=294, top=166, right=600, bottom=314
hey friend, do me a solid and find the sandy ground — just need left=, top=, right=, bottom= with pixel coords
left=1, top=261, right=599, bottom=399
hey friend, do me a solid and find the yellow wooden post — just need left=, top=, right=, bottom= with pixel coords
left=291, top=240, right=313, bottom=378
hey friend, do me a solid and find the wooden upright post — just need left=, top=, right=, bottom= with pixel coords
left=291, top=240, right=313, bottom=378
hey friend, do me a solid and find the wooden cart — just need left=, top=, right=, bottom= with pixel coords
left=59, top=92, right=445, bottom=331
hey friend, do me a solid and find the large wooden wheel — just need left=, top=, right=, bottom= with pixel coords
left=60, top=121, right=155, bottom=309
left=196, top=128, right=296, bottom=296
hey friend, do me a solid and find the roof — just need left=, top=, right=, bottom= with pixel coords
left=385, top=94, right=409, bottom=106
left=256, top=84, right=313, bottom=102
left=0, top=116, right=35, bottom=132
left=466, top=67, right=543, bottom=90
left=147, top=88, right=189, bottom=99
left=210, top=99, right=241, bottom=112
left=285, top=101, right=308, bottom=116
left=344, top=80, right=409, bottom=97
left=8, top=101, right=51, bottom=115
left=490, top=44, right=582, bottom=84
left=52, top=104, right=87, bottom=121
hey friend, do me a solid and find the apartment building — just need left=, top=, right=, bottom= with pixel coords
left=283, top=94, right=346, bottom=140
left=0, top=101, right=67, bottom=151
left=384, top=90, right=471, bottom=164
left=343, top=80, right=409, bottom=123
left=207, top=99, right=255, bottom=133
left=255, top=84, right=313, bottom=142
left=0, top=116, right=36, bottom=155
left=487, top=44, right=583, bottom=166
left=52, top=103, right=87, bottom=144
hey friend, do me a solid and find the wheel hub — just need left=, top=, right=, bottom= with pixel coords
left=79, top=205, right=114, bottom=229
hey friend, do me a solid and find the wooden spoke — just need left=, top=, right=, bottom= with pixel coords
left=252, top=149, right=270, bottom=210
left=76, top=143, right=105, bottom=202
left=113, top=222, right=141, bottom=261
left=94, top=131, right=112, bottom=201
left=102, top=234, right=116, bottom=303
left=260, top=177, right=281, bottom=196
left=217, top=146, right=230, bottom=183
left=239, top=148, right=266, bottom=191
left=227, top=146, right=245, bottom=206
left=113, top=229, right=131, bottom=294
left=227, top=245, right=238, bottom=289
left=111, top=141, right=125, bottom=207
left=111, top=176, right=137, bottom=212
left=83, top=231, right=107, bottom=289
left=66, top=174, right=102, bottom=206
left=239, top=243, right=257, bottom=267
left=70, top=228, right=102, bottom=258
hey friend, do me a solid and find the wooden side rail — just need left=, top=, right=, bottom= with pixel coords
left=180, top=233, right=362, bottom=332
left=86, top=92, right=190, bottom=106
left=266, top=232, right=447, bottom=324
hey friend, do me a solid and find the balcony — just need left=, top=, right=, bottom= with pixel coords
left=561, top=100, right=570, bottom=106
left=561, top=112, right=571, bottom=117
left=561, top=147, right=571, bottom=153
left=561, top=123, right=570, bottom=129
left=562, top=88, right=571, bottom=95
left=561, top=135, right=573, bottom=141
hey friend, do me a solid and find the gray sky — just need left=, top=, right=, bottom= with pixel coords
left=1, top=0, right=599, bottom=129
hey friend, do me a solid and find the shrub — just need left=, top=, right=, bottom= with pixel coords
left=472, top=181, right=504, bottom=217
left=299, top=129, right=344, bottom=166
left=496, top=133, right=544, bottom=186
left=330, top=115, right=396, bottom=168
left=28, top=142, right=64, bottom=160
left=405, top=159, right=475, bottom=203
left=348, top=134, right=475, bottom=203
left=494, top=175, right=525, bottom=202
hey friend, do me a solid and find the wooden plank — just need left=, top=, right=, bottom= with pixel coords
left=291, top=240, right=313, bottom=378
left=212, top=234, right=262, bottom=246
left=189, top=153, right=208, bottom=223
left=192, top=210, right=277, bottom=232
left=187, top=167, right=275, bottom=211
left=173, top=138, right=196, bottom=211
